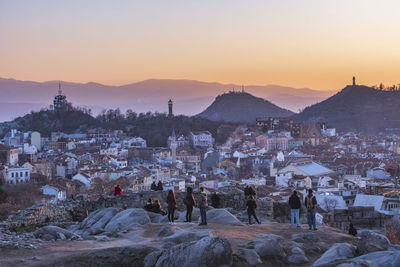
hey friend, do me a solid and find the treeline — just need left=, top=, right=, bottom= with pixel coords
left=96, top=109, right=238, bottom=147
left=371, top=83, right=400, bottom=92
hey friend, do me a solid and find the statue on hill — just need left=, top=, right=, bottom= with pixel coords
left=352, top=76, right=356, bottom=86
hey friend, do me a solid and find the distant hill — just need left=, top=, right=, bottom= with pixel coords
left=0, top=77, right=333, bottom=122
left=196, top=91, right=294, bottom=123
left=293, top=85, right=400, bottom=133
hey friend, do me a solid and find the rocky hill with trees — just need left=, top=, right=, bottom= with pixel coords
left=293, top=85, right=400, bottom=133
left=197, top=91, right=294, bottom=123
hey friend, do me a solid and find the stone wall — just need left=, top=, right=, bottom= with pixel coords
left=272, top=201, right=308, bottom=224
left=329, top=207, right=392, bottom=231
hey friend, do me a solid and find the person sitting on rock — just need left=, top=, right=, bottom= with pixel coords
left=144, top=198, right=154, bottom=212
left=349, top=221, right=357, bottom=236
left=246, top=195, right=261, bottom=225
left=114, top=185, right=122, bottom=196
left=152, top=200, right=167, bottom=216
left=151, top=181, right=157, bottom=191
left=157, top=181, right=163, bottom=191
left=211, top=192, right=220, bottom=208
left=167, top=190, right=178, bottom=224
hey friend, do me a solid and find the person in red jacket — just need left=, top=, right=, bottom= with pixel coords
left=114, top=185, right=122, bottom=196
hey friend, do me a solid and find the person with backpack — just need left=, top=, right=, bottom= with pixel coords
left=305, top=189, right=318, bottom=230
left=166, top=189, right=177, bottom=224
left=246, top=195, right=261, bottom=225
left=198, top=187, right=208, bottom=226
left=184, top=187, right=196, bottom=223
left=244, top=185, right=250, bottom=198
left=114, top=185, right=122, bottom=196
left=289, top=190, right=301, bottom=227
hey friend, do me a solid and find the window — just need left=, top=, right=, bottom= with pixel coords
left=25, top=172, right=28, bottom=176
left=16, top=172, right=18, bottom=178
left=11, top=172, right=14, bottom=178
left=20, top=172, right=23, bottom=177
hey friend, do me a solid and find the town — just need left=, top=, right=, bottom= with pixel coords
left=1, top=84, right=399, bottom=233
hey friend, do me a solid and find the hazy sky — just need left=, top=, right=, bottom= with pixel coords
left=1, top=0, right=400, bottom=90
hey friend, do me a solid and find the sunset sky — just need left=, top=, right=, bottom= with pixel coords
left=1, top=0, right=400, bottom=91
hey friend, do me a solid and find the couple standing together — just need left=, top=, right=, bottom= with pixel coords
left=289, top=189, right=318, bottom=230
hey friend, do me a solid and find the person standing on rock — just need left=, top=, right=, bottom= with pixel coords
left=305, top=189, right=318, bottom=230
left=184, top=187, right=196, bottom=223
left=114, top=185, right=122, bottom=196
left=151, top=181, right=157, bottom=191
left=289, top=190, right=301, bottom=228
left=198, top=187, right=208, bottom=226
left=167, top=189, right=177, bottom=224
left=246, top=195, right=261, bottom=225
left=157, top=181, right=163, bottom=191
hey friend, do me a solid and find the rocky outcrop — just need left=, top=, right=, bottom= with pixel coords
left=79, top=208, right=119, bottom=235
left=103, top=208, right=151, bottom=233
left=357, top=230, right=390, bottom=254
left=341, top=251, right=400, bottom=267
left=254, top=234, right=286, bottom=259
left=155, top=236, right=232, bottom=267
left=312, top=243, right=356, bottom=267
left=204, top=208, right=244, bottom=226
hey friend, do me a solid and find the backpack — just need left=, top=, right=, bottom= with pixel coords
left=306, top=196, right=314, bottom=210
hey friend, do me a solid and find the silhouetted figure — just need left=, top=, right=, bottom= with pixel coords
left=151, top=181, right=157, bottom=191
left=198, top=187, right=208, bottom=226
left=246, top=195, right=260, bottom=225
left=289, top=190, right=301, bottom=227
left=144, top=198, right=153, bottom=212
left=305, top=189, right=318, bottom=230
left=211, top=192, right=220, bottom=208
left=114, top=185, right=122, bottom=196
left=184, top=187, right=196, bottom=222
left=157, top=181, right=163, bottom=191
left=244, top=185, right=250, bottom=198
left=349, top=222, right=357, bottom=236
left=167, top=190, right=177, bottom=223
left=353, top=76, right=356, bottom=86
left=152, top=200, right=167, bottom=216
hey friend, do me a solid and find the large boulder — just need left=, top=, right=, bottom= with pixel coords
left=341, top=251, right=400, bottom=267
left=104, top=208, right=151, bottom=233
left=288, top=246, right=309, bottom=265
left=161, top=229, right=211, bottom=244
left=357, top=230, right=390, bottom=255
left=80, top=208, right=119, bottom=235
left=157, top=225, right=180, bottom=238
left=237, top=248, right=262, bottom=266
left=155, top=236, right=232, bottom=267
left=147, top=211, right=165, bottom=223
left=178, top=208, right=201, bottom=222
left=201, top=209, right=244, bottom=226
left=34, top=225, right=81, bottom=241
left=254, top=234, right=286, bottom=259
left=312, top=243, right=356, bottom=267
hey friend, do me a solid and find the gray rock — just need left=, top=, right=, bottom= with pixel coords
left=34, top=226, right=81, bottom=241
left=342, top=251, right=400, bottom=267
left=254, top=234, right=286, bottom=259
left=104, top=208, right=151, bottom=233
left=336, top=260, right=378, bottom=267
left=312, top=243, right=356, bottom=267
left=80, top=208, right=119, bottom=235
left=291, top=246, right=306, bottom=255
left=155, top=236, right=232, bottom=267
left=238, top=249, right=262, bottom=266
left=178, top=208, right=201, bottom=222
left=357, top=230, right=390, bottom=254
left=147, top=211, right=165, bottom=223
left=200, top=209, right=244, bottom=226
left=288, top=254, right=309, bottom=265
left=157, top=225, right=180, bottom=237
left=291, top=232, right=321, bottom=243
left=162, top=229, right=211, bottom=244
left=144, top=250, right=164, bottom=267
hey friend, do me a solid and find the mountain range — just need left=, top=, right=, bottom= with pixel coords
left=0, top=77, right=333, bottom=122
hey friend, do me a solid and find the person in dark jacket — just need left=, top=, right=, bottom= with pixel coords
left=305, top=189, right=318, bottom=230
left=151, top=181, right=157, bottom=191
left=349, top=221, right=357, bottom=236
left=157, top=181, right=163, bottom=191
left=248, top=185, right=256, bottom=196
left=244, top=185, right=250, bottom=198
left=246, top=195, right=261, bottom=225
left=166, top=189, right=177, bottom=223
left=114, top=185, right=122, bottom=196
left=152, top=200, right=166, bottom=215
left=198, top=187, right=208, bottom=226
left=289, top=190, right=301, bottom=227
left=144, top=198, right=153, bottom=212
left=184, top=187, right=196, bottom=223
left=211, top=192, right=220, bottom=208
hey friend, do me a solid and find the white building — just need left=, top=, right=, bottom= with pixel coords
left=189, top=131, right=214, bottom=147
left=5, top=166, right=30, bottom=184
left=41, top=185, right=66, bottom=203
left=122, top=137, right=147, bottom=148
left=31, top=131, right=41, bottom=151
left=72, top=173, right=91, bottom=187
